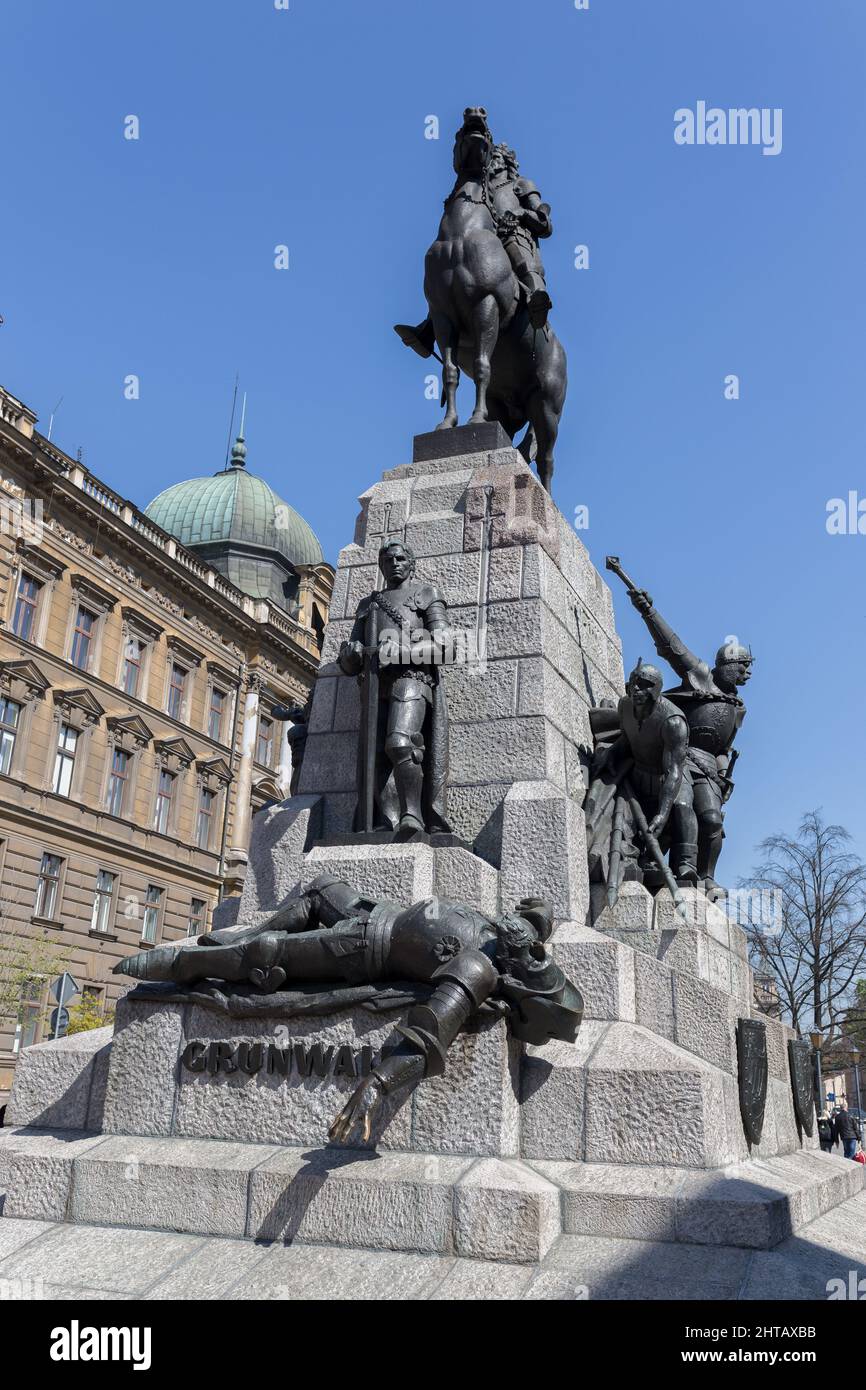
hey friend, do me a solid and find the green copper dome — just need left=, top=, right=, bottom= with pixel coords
left=144, top=434, right=324, bottom=611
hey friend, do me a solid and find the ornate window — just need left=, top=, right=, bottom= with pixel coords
left=196, top=786, right=215, bottom=849
left=187, top=897, right=207, bottom=937
left=0, top=696, right=22, bottom=775
left=107, top=746, right=130, bottom=817
left=141, top=885, right=163, bottom=944
left=122, top=636, right=144, bottom=696
left=167, top=663, right=187, bottom=720
left=70, top=605, right=97, bottom=671
left=11, top=573, right=41, bottom=640
left=208, top=685, right=226, bottom=742
left=52, top=723, right=78, bottom=796
left=154, top=769, right=175, bottom=834
left=90, top=869, right=117, bottom=934
left=34, top=851, right=63, bottom=920
left=256, top=714, right=274, bottom=767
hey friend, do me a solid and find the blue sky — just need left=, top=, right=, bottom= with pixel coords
left=1, top=0, right=864, bottom=886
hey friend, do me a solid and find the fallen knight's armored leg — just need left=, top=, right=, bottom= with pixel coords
left=328, top=949, right=498, bottom=1143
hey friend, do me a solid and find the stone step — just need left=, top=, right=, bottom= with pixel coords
left=530, top=1150, right=865, bottom=1250
left=0, top=1127, right=560, bottom=1265
left=3, top=1123, right=856, bottom=1260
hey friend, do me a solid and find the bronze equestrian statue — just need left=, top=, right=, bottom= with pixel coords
left=395, top=108, right=568, bottom=493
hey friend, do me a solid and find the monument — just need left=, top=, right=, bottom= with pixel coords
left=1, top=106, right=860, bottom=1274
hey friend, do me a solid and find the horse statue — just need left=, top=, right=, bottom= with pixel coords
left=395, top=107, right=567, bottom=492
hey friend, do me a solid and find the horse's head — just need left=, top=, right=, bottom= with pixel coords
left=453, top=106, right=493, bottom=176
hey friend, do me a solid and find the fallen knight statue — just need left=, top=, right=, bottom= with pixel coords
left=115, top=874, right=583, bottom=1143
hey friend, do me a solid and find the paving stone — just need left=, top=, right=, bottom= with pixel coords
left=0, top=1217, right=57, bottom=1262
left=231, top=1242, right=452, bottom=1300
left=146, top=1237, right=280, bottom=1299
left=0, top=1222, right=206, bottom=1296
left=429, top=1258, right=534, bottom=1300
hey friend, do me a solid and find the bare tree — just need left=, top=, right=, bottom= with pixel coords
left=741, top=810, right=866, bottom=1041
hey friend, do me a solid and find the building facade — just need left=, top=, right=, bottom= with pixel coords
left=0, top=384, right=332, bottom=1095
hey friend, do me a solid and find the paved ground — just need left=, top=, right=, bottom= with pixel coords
left=1, top=1188, right=865, bottom=1300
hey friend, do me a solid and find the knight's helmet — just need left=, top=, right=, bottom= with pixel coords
left=626, top=659, right=663, bottom=696
left=714, top=640, right=754, bottom=669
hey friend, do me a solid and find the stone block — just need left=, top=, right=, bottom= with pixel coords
left=0, top=1128, right=106, bottom=1222
left=412, top=1014, right=520, bottom=1158
left=592, top=881, right=655, bottom=933
left=71, top=1135, right=277, bottom=1238
left=430, top=845, right=499, bottom=914
left=583, top=1023, right=735, bottom=1169
left=101, top=998, right=185, bottom=1138
left=445, top=781, right=505, bottom=862
left=443, top=660, right=517, bottom=725
left=500, top=780, right=588, bottom=923
left=633, top=952, right=675, bottom=1041
left=235, top=795, right=321, bottom=925
left=453, top=1158, right=561, bottom=1264
left=404, top=512, right=465, bottom=557
left=247, top=1149, right=471, bottom=1252
left=174, top=1003, right=412, bottom=1152
left=532, top=1161, right=680, bottom=1242
left=301, top=842, right=435, bottom=903
left=550, top=924, right=635, bottom=1023
left=296, top=731, right=356, bottom=794
left=450, top=716, right=558, bottom=788
left=520, top=1026, right=607, bottom=1161
left=673, top=973, right=737, bottom=1073
left=407, top=471, right=472, bottom=515
left=7, top=1026, right=113, bottom=1131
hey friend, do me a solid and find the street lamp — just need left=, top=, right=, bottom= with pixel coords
left=810, top=1030, right=824, bottom=1114
left=852, top=1048, right=863, bottom=1130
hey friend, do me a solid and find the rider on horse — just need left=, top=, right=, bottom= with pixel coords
left=396, top=140, right=554, bottom=360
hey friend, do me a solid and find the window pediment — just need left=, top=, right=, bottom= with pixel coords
left=53, top=687, right=104, bottom=726
left=154, top=736, right=195, bottom=770
left=121, top=606, right=164, bottom=643
left=0, top=659, right=51, bottom=700
left=166, top=635, right=203, bottom=668
left=107, top=713, right=153, bottom=749
left=70, top=573, right=116, bottom=614
left=14, top=541, right=66, bottom=582
left=196, top=755, right=232, bottom=788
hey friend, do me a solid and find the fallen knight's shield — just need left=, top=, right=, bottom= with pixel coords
left=736, top=1018, right=768, bottom=1145
left=788, top=1038, right=816, bottom=1137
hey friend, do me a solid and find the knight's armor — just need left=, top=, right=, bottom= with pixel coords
left=616, top=692, right=697, bottom=881
left=638, top=605, right=748, bottom=885
left=340, top=577, right=450, bottom=833
left=116, top=874, right=583, bottom=1109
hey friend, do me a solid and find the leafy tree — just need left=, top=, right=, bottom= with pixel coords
left=66, top=993, right=114, bottom=1035
left=741, top=811, right=866, bottom=1042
